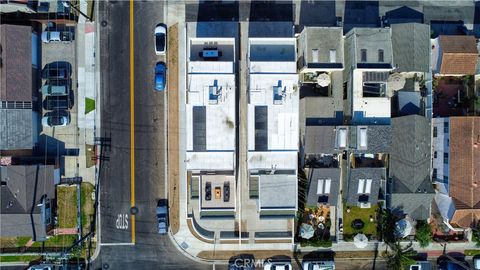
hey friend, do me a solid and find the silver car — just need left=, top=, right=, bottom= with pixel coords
left=157, top=199, right=168, bottom=234
left=42, top=31, right=73, bottom=43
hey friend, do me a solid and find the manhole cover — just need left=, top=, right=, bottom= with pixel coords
left=130, top=206, right=138, bottom=215
left=101, top=21, right=108, bottom=27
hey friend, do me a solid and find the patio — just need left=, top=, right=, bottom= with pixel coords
left=433, top=77, right=472, bottom=117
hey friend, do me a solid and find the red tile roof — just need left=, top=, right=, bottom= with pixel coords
left=439, top=35, right=478, bottom=75
left=449, top=117, right=480, bottom=228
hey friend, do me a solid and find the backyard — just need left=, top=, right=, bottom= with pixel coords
left=433, top=76, right=475, bottom=117
left=343, top=204, right=379, bottom=239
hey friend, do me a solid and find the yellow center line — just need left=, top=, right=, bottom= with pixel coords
left=130, top=0, right=136, bottom=244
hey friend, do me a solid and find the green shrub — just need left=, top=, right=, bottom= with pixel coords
left=415, top=220, right=433, bottom=248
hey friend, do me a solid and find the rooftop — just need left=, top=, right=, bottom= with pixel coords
left=304, top=126, right=342, bottom=155
left=307, top=168, right=341, bottom=206
left=247, top=38, right=299, bottom=171
left=391, top=23, right=430, bottom=73
left=0, top=109, right=34, bottom=151
left=448, top=117, right=480, bottom=227
left=298, top=27, right=344, bottom=70
left=438, top=35, right=478, bottom=75
left=0, top=24, right=32, bottom=102
left=345, top=28, right=393, bottom=69
left=259, top=174, right=297, bottom=210
left=346, top=167, right=385, bottom=206
left=186, top=37, right=236, bottom=171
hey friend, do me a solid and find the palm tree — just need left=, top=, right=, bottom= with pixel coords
left=382, top=241, right=417, bottom=270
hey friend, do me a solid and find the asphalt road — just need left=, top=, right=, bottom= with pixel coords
left=92, top=1, right=209, bottom=269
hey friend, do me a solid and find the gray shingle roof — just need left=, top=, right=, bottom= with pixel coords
left=390, top=193, right=434, bottom=220
left=391, top=23, right=430, bottom=72
left=0, top=24, right=32, bottom=102
left=344, top=28, right=393, bottom=68
left=0, top=109, right=34, bottom=150
left=390, top=115, right=432, bottom=193
left=304, top=126, right=338, bottom=155
left=350, top=125, right=392, bottom=154
left=0, top=165, right=56, bottom=240
left=307, top=168, right=340, bottom=206
left=298, top=27, right=344, bottom=68
left=346, top=167, right=385, bottom=206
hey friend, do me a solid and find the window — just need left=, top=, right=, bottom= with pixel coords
left=361, top=49, right=367, bottom=62
left=433, top=168, right=437, bottom=179
left=357, top=179, right=372, bottom=194
left=444, top=175, right=449, bottom=182
left=316, top=179, right=332, bottom=195
left=433, top=127, right=437, bottom=137
left=312, top=49, right=319, bottom=63
left=444, top=121, right=449, bottom=133
left=434, top=151, right=437, bottom=158
left=444, top=153, right=448, bottom=164
left=329, top=49, right=336, bottom=63
left=378, top=49, right=384, bottom=62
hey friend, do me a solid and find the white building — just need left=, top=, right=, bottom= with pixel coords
left=247, top=38, right=299, bottom=216
left=186, top=37, right=237, bottom=216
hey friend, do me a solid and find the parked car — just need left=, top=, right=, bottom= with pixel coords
left=42, top=30, right=73, bottom=43
left=264, top=261, right=291, bottom=270
left=155, top=62, right=166, bottom=91
left=154, top=24, right=166, bottom=55
left=28, top=264, right=56, bottom=270
left=157, top=199, right=168, bottom=235
left=43, top=95, right=72, bottom=110
left=41, top=80, right=70, bottom=96
left=338, top=218, right=343, bottom=233
left=473, top=255, right=480, bottom=270
left=42, top=67, right=69, bottom=79
left=302, top=261, right=335, bottom=270
left=42, top=111, right=71, bottom=127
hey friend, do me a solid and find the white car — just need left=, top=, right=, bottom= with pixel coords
left=264, top=262, right=291, bottom=270
left=303, top=261, right=335, bottom=270
left=42, top=31, right=73, bottom=43
left=474, top=255, right=480, bottom=270
left=42, top=111, right=71, bottom=127
left=154, top=24, right=166, bottom=55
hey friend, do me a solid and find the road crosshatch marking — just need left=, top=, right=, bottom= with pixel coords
left=130, top=0, right=136, bottom=244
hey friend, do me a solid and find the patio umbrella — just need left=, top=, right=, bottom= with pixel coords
left=354, top=233, right=368, bottom=249
left=395, top=218, right=413, bottom=238
left=387, top=73, right=406, bottom=91
left=316, top=73, right=331, bottom=87
left=300, top=223, right=315, bottom=239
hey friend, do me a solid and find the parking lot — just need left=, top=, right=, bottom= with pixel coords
left=39, top=22, right=79, bottom=176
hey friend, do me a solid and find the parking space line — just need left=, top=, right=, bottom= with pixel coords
left=130, top=0, right=136, bottom=245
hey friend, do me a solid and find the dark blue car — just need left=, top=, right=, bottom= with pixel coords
left=155, top=62, right=166, bottom=91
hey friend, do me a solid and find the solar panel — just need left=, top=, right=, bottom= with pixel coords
left=192, top=106, right=206, bottom=151
left=255, top=106, right=268, bottom=151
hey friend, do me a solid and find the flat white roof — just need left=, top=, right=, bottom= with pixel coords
left=186, top=37, right=236, bottom=171
left=353, top=97, right=391, bottom=118
left=247, top=38, right=299, bottom=171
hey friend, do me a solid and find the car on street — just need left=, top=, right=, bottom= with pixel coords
left=157, top=199, right=168, bottom=234
left=154, top=24, right=166, bottom=55
left=155, top=62, right=166, bottom=91
left=43, top=95, right=72, bottom=110
left=42, top=110, right=71, bottom=127
left=42, top=67, right=70, bottom=79
left=42, top=30, right=74, bottom=43
left=473, top=255, right=480, bottom=270
left=302, top=261, right=335, bottom=270
left=41, top=80, right=70, bottom=96
left=28, top=264, right=56, bottom=270
left=263, top=261, right=291, bottom=270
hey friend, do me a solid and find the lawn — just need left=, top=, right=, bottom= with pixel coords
left=343, top=204, right=379, bottom=238
left=465, top=249, right=480, bottom=256
left=31, top=235, right=77, bottom=248
left=85, top=97, right=95, bottom=114
left=0, top=237, right=31, bottom=248
left=81, top=183, right=95, bottom=232
left=0, top=255, right=42, bottom=263
left=57, top=186, right=78, bottom=228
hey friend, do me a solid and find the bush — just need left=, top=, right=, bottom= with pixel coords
left=299, top=238, right=332, bottom=248
left=415, top=220, right=433, bottom=248
left=472, top=227, right=480, bottom=247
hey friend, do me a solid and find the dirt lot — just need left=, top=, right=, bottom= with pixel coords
left=167, top=23, right=180, bottom=234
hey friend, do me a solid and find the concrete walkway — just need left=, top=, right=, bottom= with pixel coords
left=53, top=228, right=79, bottom=235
